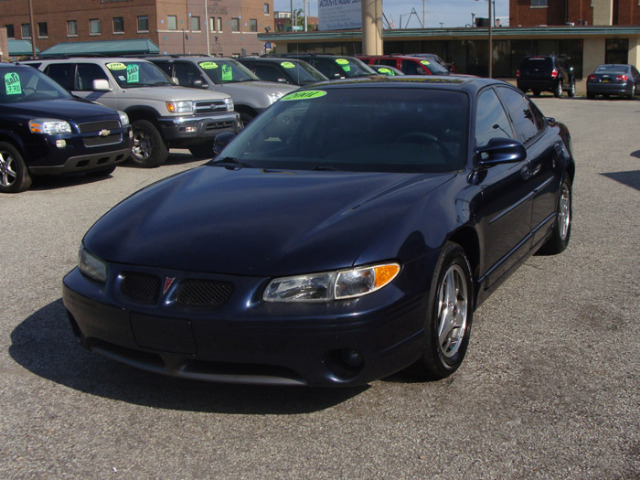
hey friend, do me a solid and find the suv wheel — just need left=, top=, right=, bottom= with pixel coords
left=131, top=120, right=168, bottom=168
left=554, top=81, right=563, bottom=98
left=0, top=142, right=32, bottom=193
left=568, top=80, right=576, bottom=98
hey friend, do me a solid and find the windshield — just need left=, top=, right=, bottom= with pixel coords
left=0, top=66, right=72, bottom=103
left=420, top=59, right=449, bottom=75
left=213, top=87, right=469, bottom=174
left=279, top=60, right=327, bottom=84
left=314, top=57, right=376, bottom=79
left=199, top=59, right=259, bottom=83
left=106, top=61, right=174, bottom=88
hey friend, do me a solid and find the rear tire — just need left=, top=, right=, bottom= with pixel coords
left=416, top=242, right=473, bottom=380
left=554, top=80, right=563, bottom=98
left=538, top=178, right=572, bottom=255
left=0, top=141, right=32, bottom=193
left=587, top=91, right=595, bottom=99
left=131, top=119, right=168, bottom=168
left=568, top=79, right=576, bottom=97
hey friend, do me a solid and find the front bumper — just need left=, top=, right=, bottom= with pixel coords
left=62, top=261, right=429, bottom=387
left=158, top=112, right=240, bottom=148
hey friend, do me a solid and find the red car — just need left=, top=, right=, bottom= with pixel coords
left=357, top=55, right=450, bottom=75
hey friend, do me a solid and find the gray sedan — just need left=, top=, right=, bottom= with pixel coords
left=586, top=64, right=640, bottom=99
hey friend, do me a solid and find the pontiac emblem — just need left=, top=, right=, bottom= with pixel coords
left=163, top=277, right=176, bottom=295
left=98, top=129, right=111, bottom=137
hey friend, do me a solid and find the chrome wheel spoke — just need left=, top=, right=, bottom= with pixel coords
left=437, top=266, right=468, bottom=358
left=0, top=152, right=16, bottom=187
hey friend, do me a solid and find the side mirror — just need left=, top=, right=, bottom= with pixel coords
left=193, top=79, right=208, bottom=88
left=213, top=132, right=236, bottom=156
left=92, top=79, right=111, bottom=91
left=277, top=78, right=289, bottom=84
left=476, top=137, right=527, bottom=166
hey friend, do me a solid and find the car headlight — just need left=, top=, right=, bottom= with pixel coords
left=118, top=111, right=130, bottom=127
left=224, top=98, right=234, bottom=111
left=78, top=246, right=107, bottom=283
left=166, top=100, right=194, bottom=114
left=263, top=263, right=400, bottom=302
left=29, top=119, right=72, bottom=135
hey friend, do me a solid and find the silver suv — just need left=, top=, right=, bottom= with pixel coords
left=27, top=57, right=240, bottom=166
left=146, top=56, right=298, bottom=127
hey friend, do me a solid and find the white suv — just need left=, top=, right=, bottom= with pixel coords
left=27, top=57, right=240, bottom=167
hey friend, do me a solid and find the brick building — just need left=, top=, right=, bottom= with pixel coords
left=0, top=0, right=275, bottom=57
left=510, top=0, right=640, bottom=27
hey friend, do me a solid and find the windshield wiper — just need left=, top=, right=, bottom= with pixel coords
left=212, top=157, right=251, bottom=169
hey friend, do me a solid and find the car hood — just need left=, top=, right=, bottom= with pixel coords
left=6, top=98, right=118, bottom=122
left=213, top=81, right=298, bottom=97
left=85, top=166, right=452, bottom=276
left=119, top=85, right=231, bottom=102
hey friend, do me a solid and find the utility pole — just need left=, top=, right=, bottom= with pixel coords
left=488, top=0, right=493, bottom=77
left=28, top=0, right=36, bottom=58
left=204, top=0, right=211, bottom=55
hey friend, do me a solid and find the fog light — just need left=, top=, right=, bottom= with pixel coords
left=341, top=349, right=363, bottom=368
left=184, top=126, right=197, bottom=133
left=56, top=139, right=66, bottom=148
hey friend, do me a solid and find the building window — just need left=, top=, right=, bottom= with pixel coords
left=530, top=0, right=547, bottom=6
left=168, top=15, right=178, bottom=30
left=38, top=22, right=48, bottom=38
left=231, top=17, right=240, bottom=32
left=137, top=15, right=149, bottom=32
left=113, top=17, right=124, bottom=34
left=67, top=20, right=77, bottom=36
left=264, top=3, right=270, bottom=14
left=191, top=16, right=200, bottom=31
left=217, top=17, right=223, bottom=32
left=5, top=24, right=15, bottom=39
left=249, top=19, right=257, bottom=32
left=21, top=23, right=31, bottom=39
left=90, top=18, right=101, bottom=35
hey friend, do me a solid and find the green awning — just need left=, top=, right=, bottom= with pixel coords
left=41, top=39, right=159, bottom=57
left=8, top=39, right=40, bottom=56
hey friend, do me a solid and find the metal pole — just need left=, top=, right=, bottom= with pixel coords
left=290, top=0, right=294, bottom=31
left=304, top=0, right=308, bottom=32
left=28, top=0, right=36, bottom=58
left=488, top=0, right=493, bottom=77
left=204, top=0, right=211, bottom=55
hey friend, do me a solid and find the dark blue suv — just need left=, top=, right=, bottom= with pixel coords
left=0, top=63, right=132, bottom=193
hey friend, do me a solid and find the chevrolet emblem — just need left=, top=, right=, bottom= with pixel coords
left=98, top=129, right=111, bottom=137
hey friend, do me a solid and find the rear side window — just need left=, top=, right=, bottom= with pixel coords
left=44, top=63, right=75, bottom=90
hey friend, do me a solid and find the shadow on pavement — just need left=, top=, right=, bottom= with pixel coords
left=9, top=299, right=367, bottom=414
left=602, top=170, right=640, bottom=192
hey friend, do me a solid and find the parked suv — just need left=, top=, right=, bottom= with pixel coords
left=1, top=63, right=131, bottom=193
left=146, top=56, right=298, bottom=126
left=27, top=57, right=240, bottom=166
left=517, top=56, right=576, bottom=98
left=277, top=54, right=376, bottom=80
left=237, top=57, right=328, bottom=86
left=358, top=54, right=450, bottom=75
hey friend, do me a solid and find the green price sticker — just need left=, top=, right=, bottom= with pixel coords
left=281, top=90, right=327, bottom=101
left=199, top=62, right=219, bottom=70
left=127, top=64, right=140, bottom=83
left=378, top=68, right=394, bottom=75
left=106, top=62, right=127, bottom=71
left=335, top=59, right=349, bottom=65
left=5, top=72, right=22, bottom=95
left=420, top=60, right=431, bottom=65
left=281, top=62, right=296, bottom=69
left=221, top=64, right=233, bottom=82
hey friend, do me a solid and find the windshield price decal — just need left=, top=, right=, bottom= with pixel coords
left=127, top=64, right=140, bottom=83
left=5, top=73, right=22, bottom=95
left=221, top=64, right=233, bottom=82
left=378, top=68, right=394, bottom=75
left=199, top=62, right=219, bottom=70
left=281, top=62, right=296, bottom=69
left=420, top=60, right=431, bottom=65
left=106, top=62, right=127, bottom=71
left=281, top=90, right=327, bottom=101
left=335, top=59, right=349, bottom=65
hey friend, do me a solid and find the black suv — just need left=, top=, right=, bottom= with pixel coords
left=237, top=57, right=328, bottom=86
left=0, top=63, right=131, bottom=193
left=517, top=56, right=576, bottom=98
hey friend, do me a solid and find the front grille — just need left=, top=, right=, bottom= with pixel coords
left=204, top=120, right=236, bottom=132
left=194, top=101, right=228, bottom=114
left=121, top=272, right=161, bottom=304
left=78, top=120, right=120, bottom=133
left=84, top=133, right=123, bottom=147
left=175, top=279, right=234, bottom=307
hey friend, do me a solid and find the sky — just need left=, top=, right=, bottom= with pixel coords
left=273, top=0, right=509, bottom=29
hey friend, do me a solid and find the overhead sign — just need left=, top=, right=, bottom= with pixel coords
left=318, top=0, right=362, bottom=31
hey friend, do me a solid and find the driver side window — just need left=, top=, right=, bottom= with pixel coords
left=475, top=88, right=514, bottom=148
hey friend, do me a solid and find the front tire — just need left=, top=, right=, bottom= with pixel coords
left=568, top=79, right=576, bottom=97
left=417, top=242, right=474, bottom=380
left=131, top=119, right=168, bottom=168
left=539, top=178, right=572, bottom=255
left=554, top=80, right=563, bottom=98
left=0, top=142, right=32, bottom=193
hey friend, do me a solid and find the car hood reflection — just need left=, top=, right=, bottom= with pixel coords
left=84, top=166, right=453, bottom=276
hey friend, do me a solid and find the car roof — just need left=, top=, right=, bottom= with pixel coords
left=305, top=74, right=498, bottom=95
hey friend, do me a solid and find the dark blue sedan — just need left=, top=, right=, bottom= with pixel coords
left=62, top=76, right=575, bottom=387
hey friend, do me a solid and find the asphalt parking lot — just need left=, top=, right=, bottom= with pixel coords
left=1, top=96, right=639, bottom=479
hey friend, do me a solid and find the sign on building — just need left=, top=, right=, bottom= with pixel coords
left=318, top=0, right=361, bottom=31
